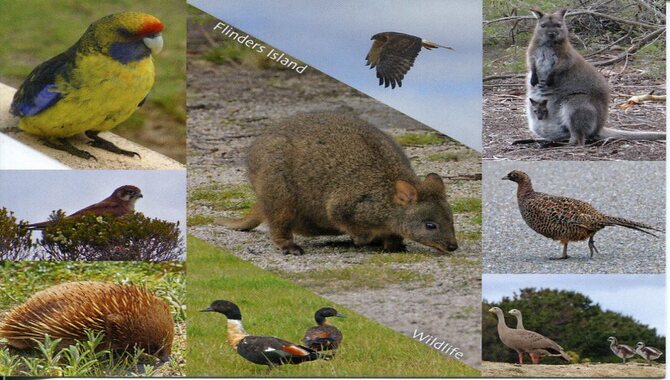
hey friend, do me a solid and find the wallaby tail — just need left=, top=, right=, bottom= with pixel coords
left=604, top=215, right=664, bottom=237
left=598, top=127, right=666, bottom=141
left=421, top=39, right=454, bottom=51
left=216, top=204, right=263, bottom=231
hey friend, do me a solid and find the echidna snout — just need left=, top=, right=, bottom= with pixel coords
left=0, top=281, right=174, bottom=360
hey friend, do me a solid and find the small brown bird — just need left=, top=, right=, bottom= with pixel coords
left=608, top=336, right=635, bottom=364
left=26, top=185, right=143, bottom=229
left=503, top=170, right=662, bottom=259
left=365, top=31, right=453, bottom=89
left=635, top=341, right=663, bottom=365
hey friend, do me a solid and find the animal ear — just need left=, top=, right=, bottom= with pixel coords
left=394, top=180, right=418, bottom=206
left=556, top=8, right=568, bottom=19
left=540, top=99, right=548, bottom=106
left=530, top=9, right=544, bottom=19
left=423, top=173, right=445, bottom=194
left=529, top=98, right=537, bottom=105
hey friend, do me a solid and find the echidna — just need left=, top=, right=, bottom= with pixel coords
left=0, top=281, right=174, bottom=361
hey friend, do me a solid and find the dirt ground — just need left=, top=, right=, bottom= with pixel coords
left=187, top=27, right=482, bottom=367
left=482, top=361, right=665, bottom=377
left=483, top=71, right=666, bottom=161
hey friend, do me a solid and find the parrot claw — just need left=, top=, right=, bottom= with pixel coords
left=85, top=131, right=141, bottom=158
left=43, top=138, right=97, bottom=160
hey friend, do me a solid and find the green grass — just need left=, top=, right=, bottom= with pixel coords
left=457, top=230, right=482, bottom=241
left=186, top=236, right=479, bottom=377
left=426, top=151, right=462, bottom=162
left=0, top=261, right=185, bottom=376
left=285, top=266, right=434, bottom=293
left=189, top=184, right=255, bottom=212
left=363, top=252, right=433, bottom=265
left=395, top=133, right=445, bottom=146
left=451, top=197, right=482, bottom=214
left=0, top=0, right=186, bottom=162
left=187, top=215, right=215, bottom=227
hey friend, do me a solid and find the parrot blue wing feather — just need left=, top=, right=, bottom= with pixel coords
left=10, top=45, right=78, bottom=117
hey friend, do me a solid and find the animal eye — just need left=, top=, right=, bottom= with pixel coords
left=425, top=222, right=437, bottom=230
left=541, top=23, right=547, bottom=28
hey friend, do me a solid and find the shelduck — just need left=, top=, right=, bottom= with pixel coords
left=200, top=300, right=329, bottom=368
left=303, top=307, right=345, bottom=355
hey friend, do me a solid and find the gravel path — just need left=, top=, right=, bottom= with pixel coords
left=483, top=161, right=665, bottom=274
left=187, top=25, right=483, bottom=368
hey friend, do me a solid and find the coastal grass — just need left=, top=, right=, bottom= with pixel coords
left=0, top=261, right=185, bottom=377
left=186, top=236, right=479, bottom=377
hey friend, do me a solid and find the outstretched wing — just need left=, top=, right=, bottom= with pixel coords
left=10, top=45, right=78, bottom=117
left=367, top=33, right=422, bottom=89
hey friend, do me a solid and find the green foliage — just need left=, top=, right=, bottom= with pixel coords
left=36, top=212, right=184, bottom=261
left=0, top=207, right=34, bottom=260
left=187, top=236, right=478, bottom=377
left=483, top=288, right=665, bottom=364
left=187, top=215, right=215, bottom=226
left=451, top=197, right=482, bottom=214
left=484, top=0, right=666, bottom=80
left=0, top=261, right=185, bottom=376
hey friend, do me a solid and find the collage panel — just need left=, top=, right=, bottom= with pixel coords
left=185, top=1, right=482, bottom=375
left=483, top=160, right=665, bottom=274
left=0, top=0, right=186, bottom=169
left=0, top=261, right=185, bottom=376
left=482, top=274, right=666, bottom=377
left=483, top=0, right=666, bottom=161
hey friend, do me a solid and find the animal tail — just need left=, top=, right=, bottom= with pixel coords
left=421, top=39, right=454, bottom=51
left=215, top=205, right=263, bottom=231
left=604, top=216, right=664, bottom=237
left=598, top=127, right=666, bottom=141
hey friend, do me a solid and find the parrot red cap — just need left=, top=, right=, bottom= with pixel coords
left=137, top=19, right=164, bottom=37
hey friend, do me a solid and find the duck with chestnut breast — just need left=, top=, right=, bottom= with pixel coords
left=607, top=337, right=635, bottom=364
left=200, top=300, right=330, bottom=368
left=635, top=341, right=663, bottom=365
left=303, top=307, right=345, bottom=355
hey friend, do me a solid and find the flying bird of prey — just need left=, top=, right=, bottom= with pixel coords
left=365, top=32, right=453, bottom=89
left=25, top=185, right=143, bottom=229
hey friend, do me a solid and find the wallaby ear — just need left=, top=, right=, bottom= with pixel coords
left=540, top=99, right=548, bottom=106
left=529, top=98, right=537, bottom=105
left=530, top=8, right=544, bottom=20
left=556, top=8, right=568, bottom=19
left=423, top=173, right=445, bottom=194
left=394, top=180, right=418, bottom=206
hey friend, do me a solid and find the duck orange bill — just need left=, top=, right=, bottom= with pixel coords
left=280, top=345, right=310, bottom=356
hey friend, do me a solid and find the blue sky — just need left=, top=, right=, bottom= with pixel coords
left=0, top=170, right=186, bottom=237
left=483, top=274, right=666, bottom=336
left=188, top=0, right=482, bottom=150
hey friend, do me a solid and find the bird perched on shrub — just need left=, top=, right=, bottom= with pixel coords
left=25, top=185, right=143, bottom=229
left=10, top=11, right=164, bottom=160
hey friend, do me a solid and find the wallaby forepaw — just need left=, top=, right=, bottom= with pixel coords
left=281, top=245, right=304, bottom=256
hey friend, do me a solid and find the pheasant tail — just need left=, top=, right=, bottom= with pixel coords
left=604, top=216, right=663, bottom=237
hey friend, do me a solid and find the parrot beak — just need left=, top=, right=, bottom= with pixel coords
left=143, top=33, right=164, bottom=55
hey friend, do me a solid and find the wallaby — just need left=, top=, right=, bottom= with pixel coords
left=526, top=8, right=665, bottom=145
left=529, top=98, right=548, bottom=120
left=219, top=112, right=459, bottom=255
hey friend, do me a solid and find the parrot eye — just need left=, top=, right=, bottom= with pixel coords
left=116, top=27, right=135, bottom=38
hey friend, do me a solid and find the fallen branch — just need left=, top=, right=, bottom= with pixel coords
left=618, top=92, right=666, bottom=111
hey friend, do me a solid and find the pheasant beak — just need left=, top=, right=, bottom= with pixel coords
left=502, top=175, right=510, bottom=180
left=143, top=33, right=164, bottom=55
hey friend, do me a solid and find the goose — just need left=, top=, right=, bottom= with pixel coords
left=635, top=341, right=663, bottom=365
left=489, top=307, right=570, bottom=365
left=607, top=337, right=635, bottom=364
left=200, top=300, right=330, bottom=368
left=303, top=307, right=345, bottom=355
left=508, top=308, right=567, bottom=364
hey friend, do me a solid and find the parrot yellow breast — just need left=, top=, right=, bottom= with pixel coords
left=18, top=54, right=155, bottom=138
